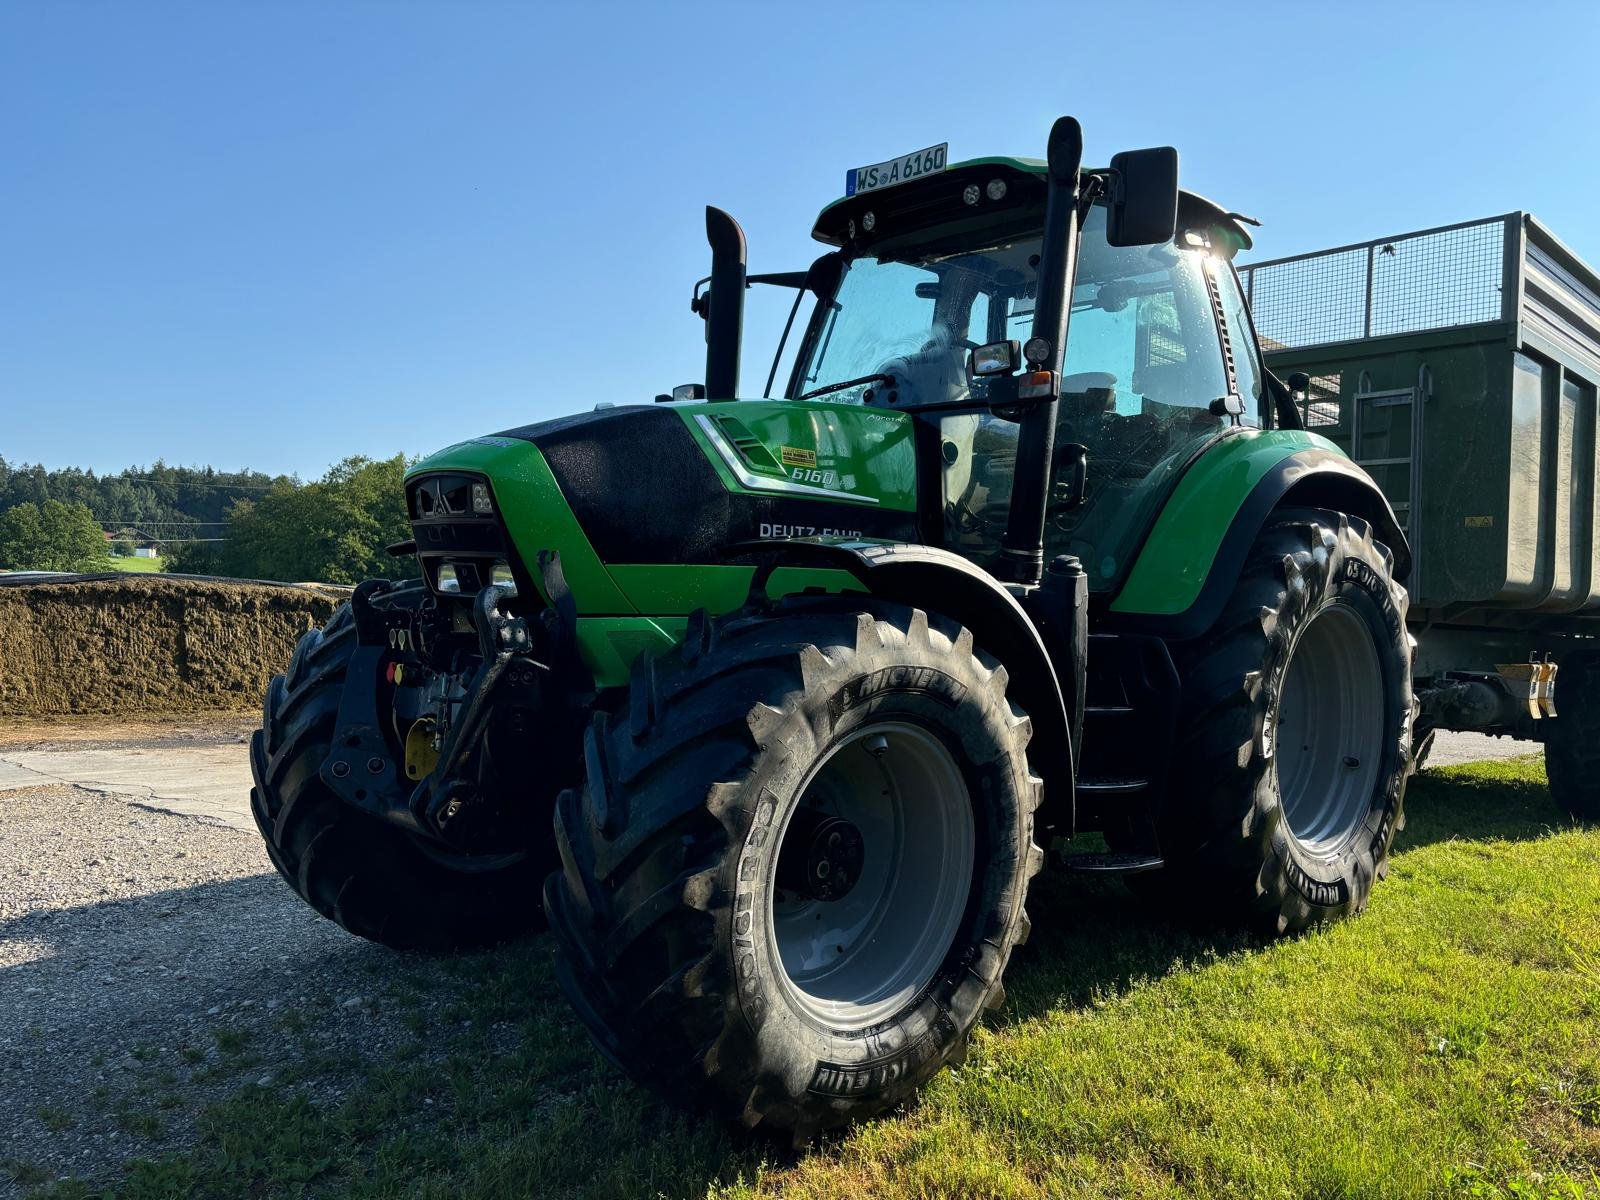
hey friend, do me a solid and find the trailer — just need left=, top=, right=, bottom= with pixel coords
left=1242, top=213, right=1600, bottom=816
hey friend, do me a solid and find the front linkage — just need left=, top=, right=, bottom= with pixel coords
left=319, top=575, right=583, bottom=858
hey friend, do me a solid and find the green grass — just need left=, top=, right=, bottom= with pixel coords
left=108, top=555, right=164, bottom=573
left=33, top=757, right=1600, bottom=1199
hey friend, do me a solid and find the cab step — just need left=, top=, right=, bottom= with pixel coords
left=1058, top=852, right=1164, bottom=874
left=1075, top=777, right=1149, bottom=796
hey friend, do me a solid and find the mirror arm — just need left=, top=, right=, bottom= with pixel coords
left=1266, top=371, right=1307, bottom=431
left=1076, top=172, right=1106, bottom=221
left=746, top=271, right=809, bottom=289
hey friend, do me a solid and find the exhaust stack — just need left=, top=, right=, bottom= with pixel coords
left=704, top=206, right=747, bottom=400
left=997, top=116, right=1084, bottom=585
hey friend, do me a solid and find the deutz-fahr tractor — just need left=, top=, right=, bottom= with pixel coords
left=251, top=116, right=1414, bottom=1139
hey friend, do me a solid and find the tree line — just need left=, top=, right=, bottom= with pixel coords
left=0, top=454, right=419, bottom=584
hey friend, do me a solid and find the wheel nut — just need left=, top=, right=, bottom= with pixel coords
left=366, top=757, right=385, bottom=775
left=331, top=761, right=351, bottom=779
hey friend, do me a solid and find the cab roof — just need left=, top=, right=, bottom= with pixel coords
left=812, top=154, right=1255, bottom=257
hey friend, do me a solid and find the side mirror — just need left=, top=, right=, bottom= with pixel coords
left=968, top=340, right=1020, bottom=378
left=1106, top=147, right=1178, bottom=247
left=1286, top=370, right=1311, bottom=398
left=672, top=383, right=707, bottom=402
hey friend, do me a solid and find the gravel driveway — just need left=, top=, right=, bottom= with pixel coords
left=0, top=717, right=508, bottom=1196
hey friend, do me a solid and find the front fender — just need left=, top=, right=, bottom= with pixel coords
left=742, top=539, right=1076, bottom=834
left=1109, top=432, right=1411, bottom=639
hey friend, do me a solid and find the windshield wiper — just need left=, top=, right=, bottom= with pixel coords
left=797, top=372, right=896, bottom=402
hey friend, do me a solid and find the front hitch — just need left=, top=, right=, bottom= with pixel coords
left=410, top=585, right=549, bottom=836
left=319, top=580, right=552, bottom=848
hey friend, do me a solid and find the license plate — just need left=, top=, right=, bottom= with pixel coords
left=846, top=143, right=948, bottom=197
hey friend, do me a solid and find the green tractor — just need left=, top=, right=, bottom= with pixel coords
left=251, top=117, right=1414, bottom=1139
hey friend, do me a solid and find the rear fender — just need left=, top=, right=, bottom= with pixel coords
left=1109, top=439, right=1411, bottom=640
left=744, top=539, right=1075, bottom=833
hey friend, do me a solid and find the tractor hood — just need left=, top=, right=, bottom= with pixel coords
left=406, top=400, right=921, bottom=617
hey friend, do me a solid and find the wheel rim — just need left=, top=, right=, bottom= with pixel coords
left=1274, top=601, right=1386, bottom=854
left=768, top=721, right=975, bottom=1032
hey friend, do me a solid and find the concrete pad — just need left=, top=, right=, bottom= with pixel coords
left=1424, top=730, right=1540, bottom=770
left=0, top=758, right=53, bottom=792
left=0, top=723, right=1540, bottom=835
left=0, top=744, right=254, bottom=831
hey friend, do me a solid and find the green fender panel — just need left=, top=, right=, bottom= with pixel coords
left=1110, top=429, right=1405, bottom=629
left=577, top=566, right=867, bottom=687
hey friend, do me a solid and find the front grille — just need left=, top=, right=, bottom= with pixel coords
left=407, top=472, right=511, bottom=597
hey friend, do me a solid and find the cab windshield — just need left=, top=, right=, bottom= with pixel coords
left=791, top=204, right=1244, bottom=590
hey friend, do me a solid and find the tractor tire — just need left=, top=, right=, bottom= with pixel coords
left=544, top=600, right=1043, bottom=1141
left=250, top=583, right=547, bottom=951
left=1144, top=508, right=1413, bottom=934
left=1543, top=649, right=1600, bottom=822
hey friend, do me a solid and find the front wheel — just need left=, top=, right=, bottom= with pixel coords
left=545, top=601, right=1043, bottom=1140
left=1146, top=508, right=1414, bottom=934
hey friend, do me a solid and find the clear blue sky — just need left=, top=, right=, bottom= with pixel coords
left=5, top=0, right=1598, bottom=479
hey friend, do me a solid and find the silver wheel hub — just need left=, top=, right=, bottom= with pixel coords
left=768, top=722, right=975, bottom=1032
left=1275, top=601, right=1386, bottom=854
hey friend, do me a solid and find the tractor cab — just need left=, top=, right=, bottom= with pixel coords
left=689, top=147, right=1266, bottom=596
left=791, top=165, right=1263, bottom=592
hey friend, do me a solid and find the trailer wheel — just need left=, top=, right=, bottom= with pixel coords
left=544, top=601, right=1042, bottom=1141
left=1145, top=509, right=1413, bottom=934
left=250, top=585, right=547, bottom=951
left=1544, top=650, right=1600, bottom=822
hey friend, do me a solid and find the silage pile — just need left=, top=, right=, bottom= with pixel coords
left=0, top=575, right=347, bottom=716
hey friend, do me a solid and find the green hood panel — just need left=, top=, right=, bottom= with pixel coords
left=1110, top=429, right=1344, bottom=617
left=406, top=432, right=875, bottom=687
left=407, top=405, right=908, bottom=634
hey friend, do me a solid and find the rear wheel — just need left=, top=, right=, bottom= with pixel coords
left=250, top=583, right=548, bottom=951
left=1544, top=649, right=1600, bottom=822
left=545, top=601, right=1042, bottom=1140
left=1141, top=509, right=1413, bottom=934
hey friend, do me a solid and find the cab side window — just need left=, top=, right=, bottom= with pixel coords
left=1041, top=213, right=1234, bottom=590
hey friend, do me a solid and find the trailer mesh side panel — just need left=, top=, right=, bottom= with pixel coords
left=1369, top=223, right=1504, bottom=336
left=1243, top=216, right=1509, bottom=350
left=1247, top=248, right=1367, bottom=350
